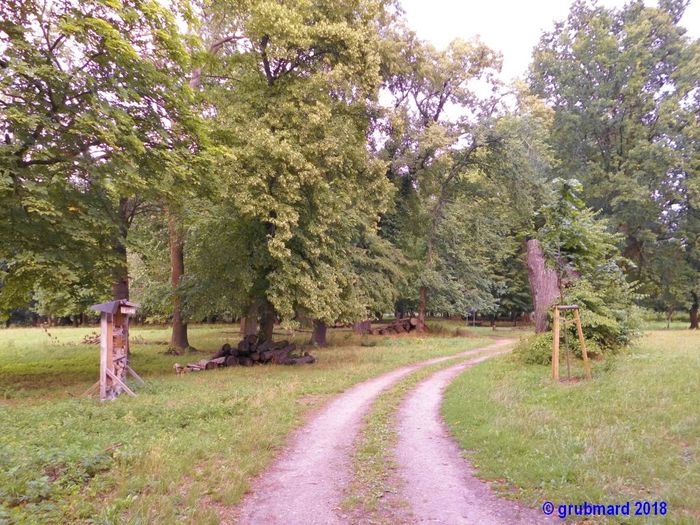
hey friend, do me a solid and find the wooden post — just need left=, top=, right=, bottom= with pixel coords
left=573, top=308, right=592, bottom=380
left=99, top=313, right=109, bottom=400
left=552, top=306, right=560, bottom=381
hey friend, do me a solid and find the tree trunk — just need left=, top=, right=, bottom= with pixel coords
left=311, top=320, right=328, bottom=347
left=241, top=301, right=259, bottom=336
left=353, top=320, right=371, bottom=335
left=112, top=197, right=133, bottom=300
left=667, top=308, right=674, bottom=329
left=259, top=300, right=276, bottom=343
left=168, top=209, right=190, bottom=352
left=417, top=286, right=427, bottom=331
left=112, top=240, right=129, bottom=300
left=690, top=292, right=699, bottom=330
left=525, top=239, right=559, bottom=333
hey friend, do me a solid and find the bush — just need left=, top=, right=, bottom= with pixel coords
left=513, top=331, right=603, bottom=365
left=564, top=277, right=641, bottom=350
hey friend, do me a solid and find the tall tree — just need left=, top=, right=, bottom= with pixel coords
left=529, top=0, right=700, bottom=322
left=0, top=0, right=198, bottom=311
left=182, top=0, right=394, bottom=341
left=378, top=32, right=505, bottom=328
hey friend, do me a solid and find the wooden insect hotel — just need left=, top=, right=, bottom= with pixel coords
left=83, top=299, right=144, bottom=400
left=552, top=304, right=592, bottom=382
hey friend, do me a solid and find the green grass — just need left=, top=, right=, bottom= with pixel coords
left=0, top=324, right=487, bottom=524
left=442, top=330, right=700, bottom=524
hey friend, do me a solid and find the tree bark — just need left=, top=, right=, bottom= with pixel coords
left=353, top=320, right=371, bottom=334
left=417, top=286, right=427, bottom=331
left=690, top=292, right=699, bottom=330
left=112, top=240, right=129, bottom=300
left=112, top=197, right=133, bottom=300
left=525, top=239, right=560, bottom=333
left=259, top=300, right=276, bottom=343
left=241, top=301, right=259, bottom=336
left=168, top=209, right=190, bottom=351
left=311, top=320, right=328, bottom=347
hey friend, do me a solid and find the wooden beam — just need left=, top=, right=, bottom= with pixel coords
left=574, top=308, right=592, bottom=380
left=99, top=313, right=108, bottom=400
left=552, top=307, right=560, bottom=381
left=126, top=365, right=145, bottom=386
left=106, top=369, right=136, bottom=397
left=82, top=380, right=100, bottom=397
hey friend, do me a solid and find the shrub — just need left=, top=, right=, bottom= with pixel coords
left=514, top=331, right=603, bottom=365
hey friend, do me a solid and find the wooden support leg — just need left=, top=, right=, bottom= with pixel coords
left=106, top=369, right=137, bottom=397
left=574, top=309, right=592, bottom=380
left=126, top=366, right=145, bottom=386
left=99, top=314, right=109, bottom=400
left=82, top=381, right=100, bottom=397
left=552, top=307, right=560, bottom=381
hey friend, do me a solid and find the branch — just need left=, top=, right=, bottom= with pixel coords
left=259, top=35, right=274, bottom=86
left=209, top=34, right=244, bottom=54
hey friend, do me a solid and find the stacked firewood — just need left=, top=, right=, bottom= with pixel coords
left=367, top=317, right=420, bottom=335
left=174, top=335, right=315, bottom=374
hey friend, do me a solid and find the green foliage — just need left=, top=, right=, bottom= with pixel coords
left=513, top=331, right=603, bottom=366
left=535, top=178, right=640, bottom=349
left=529, top=0, right=700, bottom=315
left=0, top=0, right=201, bottom=312
left=183, top=0, right=397, bottom=326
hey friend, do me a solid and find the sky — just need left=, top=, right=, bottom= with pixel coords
left=400, top=0, right=700, bottom=82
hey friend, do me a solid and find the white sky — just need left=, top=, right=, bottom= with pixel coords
left=400, top=0, right=700, bottom=82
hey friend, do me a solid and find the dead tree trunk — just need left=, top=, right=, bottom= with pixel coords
left=168, top=209, right=190, bottom=352
left=311, top=320, right=328, bottom=347
left=526, top=239, right=559, bottom=333
left=690, top=291, right=699, bottom=330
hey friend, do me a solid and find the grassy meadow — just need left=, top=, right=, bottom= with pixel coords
left=0, top=323, right=490, bottom=524
left=443, top=330, right=700, bottom=524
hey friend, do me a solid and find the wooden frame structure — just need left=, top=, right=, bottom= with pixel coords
left=83, top=299, right=144, bottom=400
left=552, top=304, right=592, bottom=382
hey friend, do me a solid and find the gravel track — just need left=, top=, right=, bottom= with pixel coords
left=233, top=340, right=510, bottom=524
left=394, top=350, right=554, bottom=524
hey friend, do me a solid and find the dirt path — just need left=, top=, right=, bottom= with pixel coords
left=394, top=352, right=554, bottom=525
left=233, top=340, right=510, bottom=525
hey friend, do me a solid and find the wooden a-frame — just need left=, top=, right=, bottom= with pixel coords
left=552, top=305, right=592, bottom=382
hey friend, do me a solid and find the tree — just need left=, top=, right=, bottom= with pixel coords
left=529, top=0, right=700, bottom=325
left=0, top=0, right=199, bottom=313
left=535, top=179, right=638, bottom=349
left=180, top=0, right=394, bottom=342
left=378, top=32, right=506, bottom=328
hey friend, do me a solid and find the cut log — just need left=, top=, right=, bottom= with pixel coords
left=174, top=337, right=313, bottom=373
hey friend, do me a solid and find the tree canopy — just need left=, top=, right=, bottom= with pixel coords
left=2, top=0, right=698, bottom=336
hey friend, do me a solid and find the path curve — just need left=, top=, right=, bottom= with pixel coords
left=233, top=340, right=511, bottom=525
left=395, top=352, right=554, bottom=525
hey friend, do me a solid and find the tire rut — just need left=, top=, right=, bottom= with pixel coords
left=232, top=340, right=511, bottom=525
left=394, top=351, right=555, bottom=524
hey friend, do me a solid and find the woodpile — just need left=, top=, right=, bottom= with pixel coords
left=174, top=335, right=315, bottom=374
left=368, top=317, right=420, bottom=335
